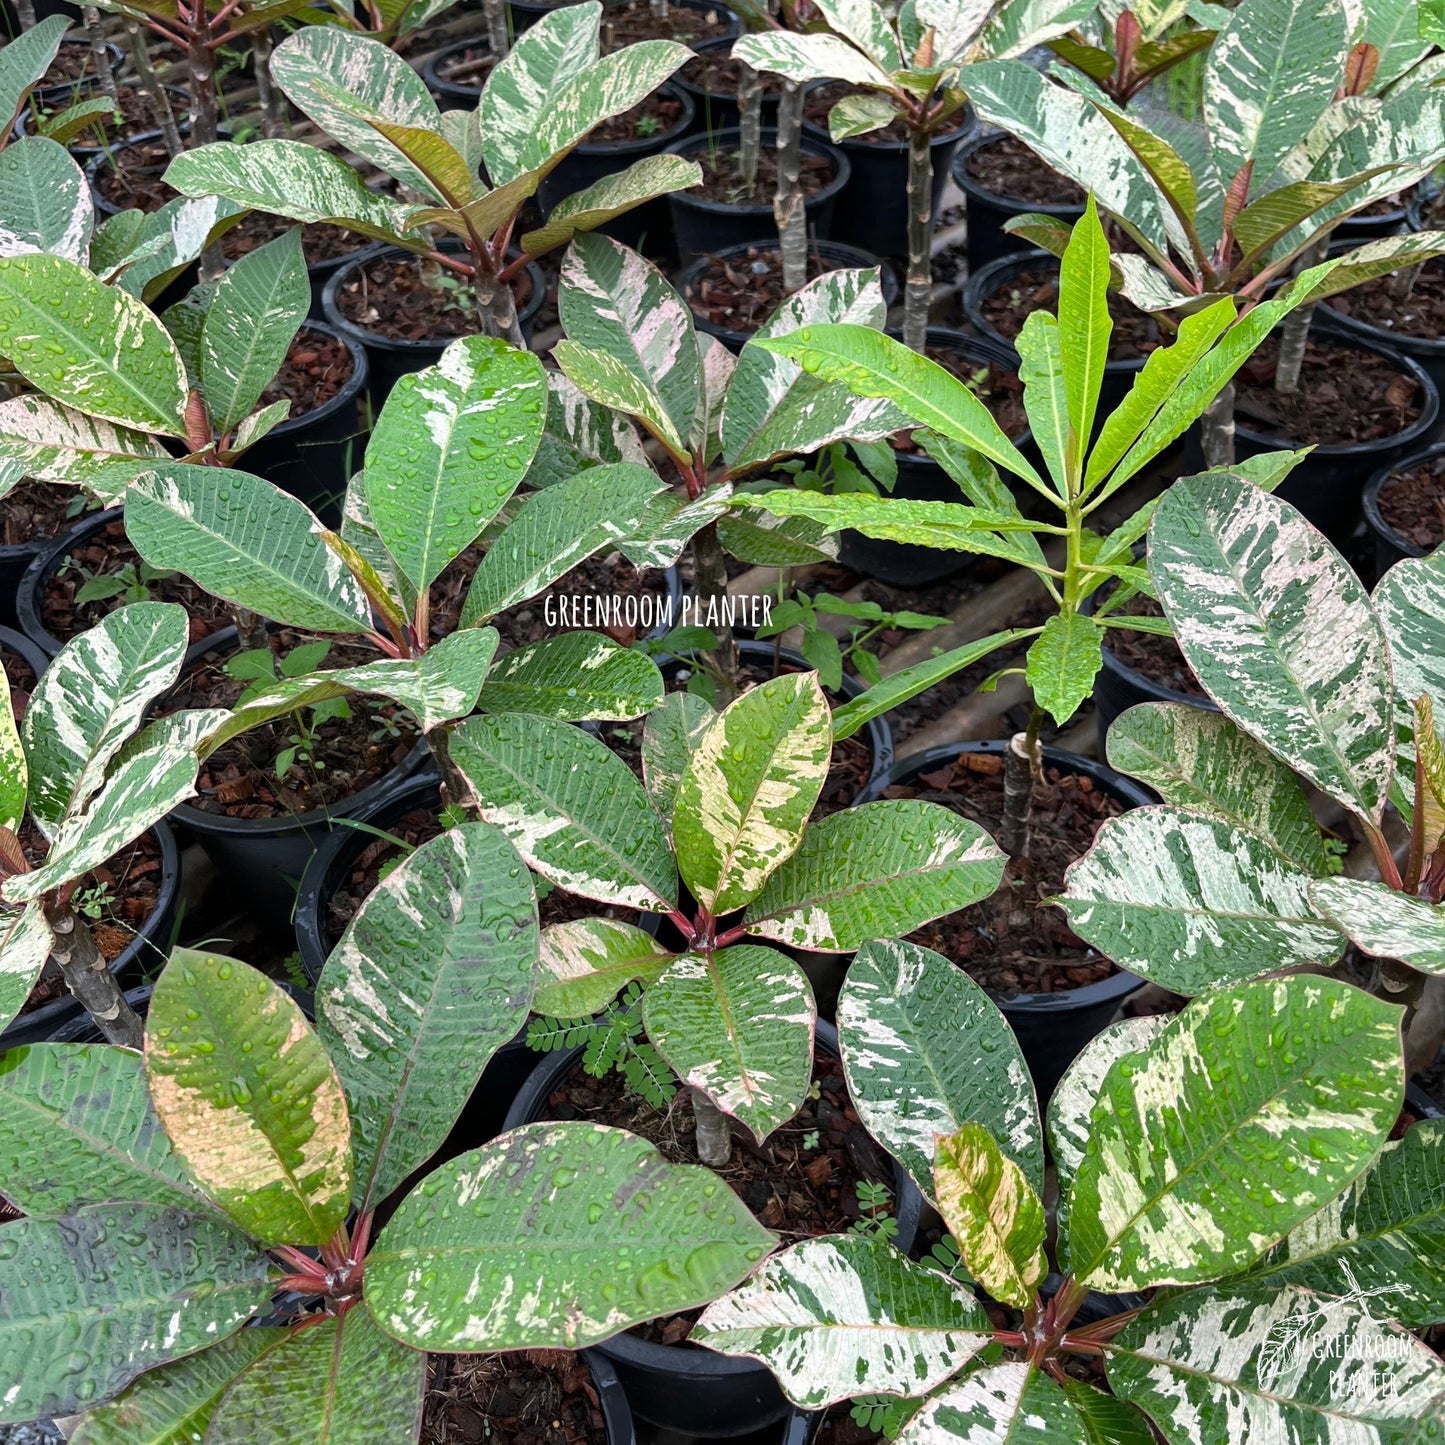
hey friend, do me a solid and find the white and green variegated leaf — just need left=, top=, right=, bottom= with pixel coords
left=693, top=333, right=734, bottom=465
left=1150, top=470, right=1395, bottom=823
left=535, top=918, right=673, bottom=1017
left=458, top=463, right=666, bottom=626
left=692, top=1234, right=991, bottom=1410
left=0, top=137, right=91, bottom=264
left=340, top=470, right=415, bottom=614
left=1026, top=612, right=1104, bottom=726
left=1068, top=975, right=1403, bottom=1291
left=1309, top=877, right=1445, bottom=973
left=979, top=0, right=1098, bottom=58
left=318, top=823, right=538, bottom=1213
left=526, top=370, right=648, bottom=491
left=672, top=672, right=831, bottom=915
left=552, top=341, right=689, bottom=457
left=732, top=30, right=893, bottom=88
left=1364, top=0, right=1432, bottom=88
left=0, top=254, right=188, bottom=436
left=715, top=510, right=840, bottom=566
left=838, top=940, right=1044, bottom=1199
left=0, top=1204, right=273, bottom=1425
left=0, top=903, right=53, bottom=1039
left=1292, top=232, right=1445, bottom=303
left=741, top=800, right=1005, bottom=951
left=1059, top=806, right=1343, bottom=993
left=1106, top=702, right=1335, bottom=874
left=23, top=601, right=189, bottom=839
left=1236, top=1119, right=1445, bottom=1327
left=519, top=154, right=702, bottom=256
left=642, top=691, right=715, bottom=827
left=621, top=483, right=733, bottom=570
left=1107, top=1285, right=1445, bottom=1445
left=721, top=267, right=911, bottom=474
left=0, top=16, right=69, bottom=132
left=811, top=0, right=904, bottom=67
left=125, top=464, right=375, bottom=636
left=365, top=1121, right=775, bottom=1350
left=476, top=631, right=664, bottom=720
left=1375, top=548, right=1445, bottom=717
left=365, top=334, right=547, bottom=590
left=0, top=394, right=170, bottom=501
left=451, top=712, right=677, bottom=910
left=895, top=1363, right=1090, bottom=1445
left=165, top=142, right=423, bottom=248
left=934, top=1124, right=1047, bottom=1310
left=104, top=196, right=246, bottom=306
left=0, top=650, right=21, bottom=833
left=644, top=944, right=815, bottom=1143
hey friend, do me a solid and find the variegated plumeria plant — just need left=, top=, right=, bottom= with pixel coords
left=963, top=0, right=1445, bottom=464
left=159, top=5, right=703, bottom=344
left=689, top=937, right=1445, bottom=1445
left=448, top=670, right=1008, bottom=1166
left=0, top=859, right=774, bottom=1439
left=1057, top=469, right=1445, bottom=1081
left=1044, top=2, right=1216, bottom=109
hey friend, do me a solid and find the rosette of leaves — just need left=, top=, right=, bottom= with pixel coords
left=690, top=936, right=1445, bottom=1444
left=961, top=0, right=1445, bottom=463
left=1045, top=2, right=1217, bottom=107
left=1056, top=467, right=1445, bottom=1080
left=0, top=844, right=774, bottom=1438
left=159, top=4, right=704, bottom=343
left=449, top=670, right=1009, bottom=1165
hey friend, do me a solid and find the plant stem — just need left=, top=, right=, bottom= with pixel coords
left=425, top=727, right=477, bottom=818
left=82, top=7, right=119, bottom=102
left=903, top=120, right=932, bottom=354
left=250, top=26, right=286, bottom=140
left=737, top=62, right=762, bottom=194
left=1200, top=379, right=1235, bottom=467
left=773, top=80, right=807, bottom=294
left=693, top=1088, right=731, bottom=1165
left=649, top=0, right=668, bottom=14
left=188, top=30, right=224, bottom=281
left=231, top=607, right=269, bottom=654
left=691, top=520, right=738, bottom=702
left=472, top=266, right=524, bottom=346
left=482, top=0, right=509, bottom=60
left=1406, top=975, right=1445, bottom=1078
left=1273, top=238, right=1328, bottom=394
left=43, top=901, right=144, bottom=1047
left=998, top=706, right=1043, bottom=858
left=14, top=0, right=35, bottom=29
left=126, top=20, right=184, bottom=157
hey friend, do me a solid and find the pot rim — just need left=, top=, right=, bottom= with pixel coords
left=1362, top=438, right=1445, bottom=561
left=950, top=127, right=1087, bottom=217
left=664, top=125, right=851, bottom=218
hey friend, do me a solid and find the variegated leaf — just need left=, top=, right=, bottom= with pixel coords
left=525, top=370, right=648, bottom=491
left=1106, top=703, right=1335, bottom=875
left=365, top=1121, right=775, bottom=1350
left=476, top=631, right=664, bottom=721
left=0, top=394, right=169, bottom=501
left=838, top=940, right=1044, bottom=1199
left=641, top=690, right=715, bottom=829
left=715, top=510, right=840, bottom=567
left=1375, top=548, right=1445, bottom=718
left=1150, top=470, right=1394, bottom=824
left=810, top=0, right=903, bottom=68
left=145, top=950, right=353, bottom=1247
left=0, top=254, right=188, bottom=435
left=1107, top=1285, right=1445, bottom=1444
left=672, top=672, right=830, bottom=915
left=0, top=16, right=69, bottom=134
left=979, top=0, right=1098, bottom=58
left=0, top=136, right=91, bottom=264
left=934, top=1124, right=1047, bottom=1310
left=741, top=801, right=1005, bottom=952
left=519, top=154, right=702, bottom=256
left=894, top=1363, right=1090, bottom=1445
left=1309, top=877, right=1445, bottom=973
left=0, top=1204, right=273, bottom=1425
left=451, top=712, right=677, bottom=910
left=693, top=333, right=734, bottom=466
left=732, top=31, right=893, bottom=89
left=104, top=195, right=246, bottom=307
left=23, top=601, right=189, bottom=840
left=621, top=484, right=733, bottom=570
left=0, top=903, right=54, bottom=1042
left=0, top=652, right=21, bottom=834
left=692, top=1234, right=991, bottom=1409
left=553, top=341, right=689, bottom=457
left=644, top=944, right=815, bottom=1143
left=1068, top=975, right=1402, bottom=1291
left=1059, top=806, right=1343, bottom=993
left=365, top=334, right=547, bottom=590
left=535, top=918, right=673, bottom=1017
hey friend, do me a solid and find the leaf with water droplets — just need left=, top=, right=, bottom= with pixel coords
left=525, top=369, right=649, bottom=492
left=0, top=16, right=68, bottom=135
left=0, top=137, right=92, bottom=265
left=641, top=691, right=715, bottom=833
left=0, top=903, right=52, bottom=1040
left=476, top=631, right=664, bottom=721
left=536, top=917, right=673, bottom=1017
left=0, top=640, right=21, bottom=834
left=1311, top=876, right=1445, bottom=973
left=893, top=1362, right=1091, bottom=1445
left=0, top=394, right=170, bottom=501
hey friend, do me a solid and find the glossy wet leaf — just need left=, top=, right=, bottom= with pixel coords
left=1310, top=877, right=1445, bottom=973
left=1375, top=547, right=1445, bottom=716
left=895, top=1362, right=1090, bottom=1445
left=0, top=136, right=91, bottom=265
left=732, top=31, right=892, bottom=87
left=519, top=153, right=702, bottom=256
left=0, top=394, right=169, bottom=501
left=476, top=631, right=664, bottom=721
left=535, top=917, right=673, bottom=1017
left=641, top=691, right=715, bottom=829
left=0, top=654, right=21, bottom=834
left=0, top=16, right=69, bottom=134
left=0, top=903, right=52, bottom=1040
left=1027, top=612, right=1104, bottom=726
left=526, top=369, right=649, bottom=491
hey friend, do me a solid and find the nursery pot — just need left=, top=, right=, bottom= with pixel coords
left=420, top=36, right=499, bottom=108
left=858, top=741, right=1151, bottom=1101
left=502, top=1017, right=923, bottom=1437
left=236, top=320, right=370, bottom=528
left=676, top=238, right=900, bottom=353
left=32, top=36, right=126, bottom=111
left=664, top=126, right=850, bottom=267
left=675, top=35, right=780, bottom=137
left=1335, top=192, right=1413, bottom=242
left=0, top=496, right=83, bottom=631
left=1363, top=441, right=1445, bottom=578
left=84, top=125, right=230, bottom=221
left=17, top=81, right=187, bottom=164
left=2, top=0, right=80, bottom=33
left=0, top=625, right=48, bottom=697
left=321, top=243, right=548, bottom=410
left=951, top=129, right=1086, bottom=274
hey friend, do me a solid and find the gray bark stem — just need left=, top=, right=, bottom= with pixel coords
left=14, top=0, right=35, bottom=30
left=1273, top=238, right=1329, bottom=394
left=188, top=37, right=224, bottom=281
left=691, top=520, right=738, bottom=701
left=1387, top=259, right=1425, bottom=305
left=83, top=7, right=119, bottom=102
left=250, top=27, right=286, bottom=140
left=693, top=1088, right=731, bottom=1166
left=998, top=728, right=1039, bottom=858
left=737, top=63, right=762, bottom=194
left=126, top=20, right=184, bottom=157
left=903, top=122, right=932, bottom=354
left=473, top=267, right=524, bottom=347
left=1406, top=975, right=1445, bottom=1079
left=44, top=902, right=144, bottom=1048
left=773, top=81, right=806, bottom=293
left=482, top=0, right=510, bottom=61
left=1200, top=380, right=1236, bottom=468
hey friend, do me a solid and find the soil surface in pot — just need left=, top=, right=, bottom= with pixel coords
left=690, top=142, right=833, bottom=208
left=421, top=1350, right=607, bottom=1445
left=978, top=265, right=1163, bottom=362
left=92, top=136, right=178, bottom=214
left=816, top=1405, right=885, bottom=1445
left=2, top=644, right=37, bottom=714
left=3, top=480, right=84, bottom=551
left=42, top=515, right=233, bottom=648
left=1326, top=259, right=1445, bottom=343
left=331, top=252, right=535, bottom=343
left=583, top=89, right=685, bottom=144
left=894, top=346, right=1026, bottom=452
left=255, top=325, right=356, bottom=421
left=886, top=750, right=1127, bottom=993
left=160, top=628, right=419, bottom=820
left=964, top=134, right=1086, bottom=206
left=805, top=80, right=967, bottom=144
left=433, top=41, right=497, bottom=93
left=24, top=84, right=156, bottom=142
left=40, top=44, right=108, bottom=90
left=220, top=208, right=382, bottom=267
left=685, top=243, right=872, bottom=335
left=680, top=47, right=780, bottom=104
left=1377, top=452, right=1445, bottom=551
left=1234, top=335, right=1424, bottom=445
left=1101, top=592, right=1207, bottom=698
left=598, top=0, right=733, bottom=47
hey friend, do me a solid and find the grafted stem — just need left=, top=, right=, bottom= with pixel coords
left=737, top=62, right=762, bottom=193
left=472, top=266, right=524, bottom=346
left=83, top=7, right=119, bottom=102
left=902, top=121, right=933, bottom=354
left=482, top=0, right=509, bottom=60
left=998, top=708, right=1044, bottom=858
left=693, top=1088, right=731, bottom=1166
left=773, top=80, right=807, bottom=294
left=125, top=20, right=184, bottom=157
left=250, top=26, right=287, bottom=140
left=1273, top=238, right=1329, bottom=394
left=43, top=901, right=144, bottom=1047
left=1200, top=380, right=1236, bottom=467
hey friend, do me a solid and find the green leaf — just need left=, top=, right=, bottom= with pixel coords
left=894, top=1363, right=1091, bottom=1445
left=125, top=464, right=374, bottom=636
left=451, top=712, right=677, bottom=910
left=0, top=904, right=53, bottom=1039
left=1068, top=975, right=1403, bottom=1291
left=1105, top=702, right=1336, bottom=874
left=365, top=334, right=547, bottom=591
left=934, top=1123, right=1047, bottom=1311
left=519, top=153, right=702, bottom=255
left=476, top=631, right=664, bottom=720
left=645, top=943, right=815, bottom=1142
left=1097, top=106, right=1200, bottom=245
left=1375, top=548, right=1445, bottom=718
left=741, top=800, right=1005, bottom=951
left=0, top=1204, right=273, bottom=1424
left=318, top=823, right=537, bottom=1213
left=624, top=484, right=734, bottom=569
left=672, top=672, right=831, bottom=914
left=641, top=691, right=715, bottom=827
left=0, top=136, right=91, bottom=265
left=366, top=119, right=477, bottom=209
left=145, top=950, right=353, bottom=1247
left=811, top=0, right=903, bottom=67
left=535, top=917, right=673, bottom=1016
left=1026, top=612, right=1103, bottom=726
left=1150, top=470, right=1395, bottom=823
left=692, top=1234, right=991, bottom=1409
left=732, top=31, right=893, bottom=88
left=1310, top=877, right=1445, bottom=973
left=1058, top=1381, right=1156, bottom=1445
left=366, top=1120, right=775, bottom=1350
left=0, top=254, right=187, bottom=435
left=0, top=653, right=21, bottom=834
left=828, top=91, right=897, bottom=140
left=1059, top=196, right=1113, bottom=460
left=526, top=369, right=649, bottom=491
left=0, top=393, right=169, bottom=501
left=838, top=939, right=1044, bottom=1200
left=0, top=16, right=69, bottom=134
left=35, top=95, right=122, bottom=146
left=1015, top=309, right=1070, bottom=494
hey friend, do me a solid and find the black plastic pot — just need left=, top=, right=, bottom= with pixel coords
left=0, top=818, right=182, bottom=1049
left=0, top=624, right=48, bottom=695
left=665, top=126, right=850, bottom=267
left=1335, top=194, right=1412, bottom=242
left=420, top=35, right=498, bottom=108
left=321, top=243, right=548, bottom=410
left=1363, top=441, right=1442, bottom=578
left=32, top=36, right=126, bottom=112
left=502, top=1017, right=922, bottom=1437
left=839, top=328, right=1030, bottom=587
left=858, top=741, right=1151, bottom=1101
left=675, top=35, right=779, bottom=137
left=237, top=320, right=369, bottom=528
left=952, top=130, right=1085, bottom=274
left=84, top=125, right=226, bottom=220
left=802, top=100, right=970, bottom=263
left=1408, top=1080, right=1444, bottom=1119
left=0, top=498, right=84, bottom=631
left=508, top=0, right=738, bottom=40
left=676, top=239, right=900, bottom=353
left=17, top=81, right=187, bottom=164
